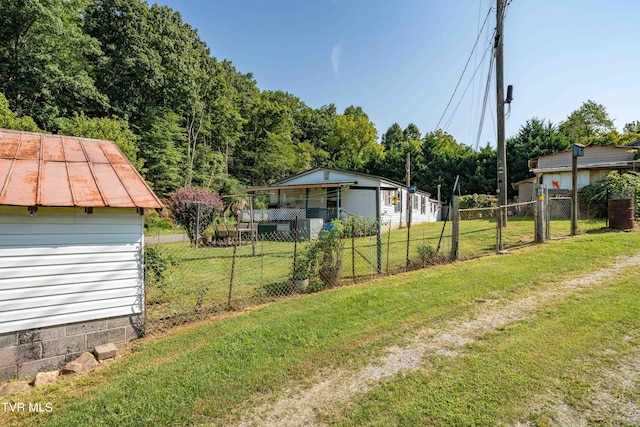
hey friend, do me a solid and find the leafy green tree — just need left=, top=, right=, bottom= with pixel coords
left=0, top=0, right=107, bottom=129
left=0, top=92, right=41, bottom=132
left=57, top=113, right=141, bottom=168
left=559, top=100, right=616, bottom=145
left=465, top=144, right=496, bottom=195
left=326, top=106, right=381, bottom=171
left=621, top=121, right=640, bottom=145
left=371, top=123, right=424, bottom=184
left=403, top=123, right=421, bottom=142
left=138, top=107, right=185, bottom=196
left=295, top=103, right=336, bottom=167
left=234, top=90, right=301, bottom=184
left=381, top=123, right=404, bottom=150
left=417, top=130, right=491, bottom=199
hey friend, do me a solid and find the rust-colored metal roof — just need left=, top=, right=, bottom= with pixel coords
left=0, top=129, right=163, bottom=209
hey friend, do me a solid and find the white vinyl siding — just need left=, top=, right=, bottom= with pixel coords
left=0, top=206, right=143, bottom=334
left=341, top=188, right=377, bottom=219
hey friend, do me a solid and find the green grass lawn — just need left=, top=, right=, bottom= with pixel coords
left=5, top=231, right=639, bottom=426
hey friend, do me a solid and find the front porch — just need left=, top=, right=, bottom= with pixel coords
left=246, top=182, right=351, bottom=223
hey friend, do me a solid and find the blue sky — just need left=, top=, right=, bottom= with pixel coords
left=154, top=0, right=640, bottom=148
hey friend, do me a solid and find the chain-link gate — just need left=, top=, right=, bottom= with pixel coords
left=547, top=196, right=573, bottom=238
left=546, top=196, right=604, bottom=238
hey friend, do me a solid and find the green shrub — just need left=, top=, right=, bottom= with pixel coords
left=579, top=171, right=640, bottom=219
left=341, top=215, right=377, bottom=237
left=458, top=194, right=497, bottom=209
left=145, top=210, right=173, bottom=230
left=145, top=246, right=178, bottom=291
left=167, top=187, right=224, bottom=243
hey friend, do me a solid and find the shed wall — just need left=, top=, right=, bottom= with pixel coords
left=537, top=146, right=635, bottom=169
left=0, top=206, right=144, bottom=335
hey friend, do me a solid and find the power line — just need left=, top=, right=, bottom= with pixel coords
left=434, top=5, right=493, bottom=131
left=443, top=42, right=494, bottom=132
left=474, top=47, right=495, bottom=151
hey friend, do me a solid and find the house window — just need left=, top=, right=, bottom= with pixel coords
left=384, top=190, right=401, bottom=208
left=395, top=192, right=402, bottom=213
left=421, top=196, right=426, bottom=214
left=324, top=171, right=330, bottom=180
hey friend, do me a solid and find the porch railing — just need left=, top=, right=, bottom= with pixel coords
left=239, top=208, right=340, bottom=222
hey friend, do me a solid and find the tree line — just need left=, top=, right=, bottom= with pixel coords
left=1, top=0, right=639, bottom=202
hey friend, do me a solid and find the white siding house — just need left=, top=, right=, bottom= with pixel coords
left=247, top=167, right=441, bottom=230
left=0, top=129, right=163, bottom=380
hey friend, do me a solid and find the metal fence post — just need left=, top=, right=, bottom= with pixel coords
left=351, top=222, right=356, bottom=280
left=194, top=202, right=200, bottom=248
left=535, top=185, right=545, bottom=243
left=227, top=227, right=239, bottom=310
left=292, top=216, right=298, bottom=284
left=496, top=204, right=502, bottom=252
left=386, top=222, right=391, bottom=274
left=545, top=188, right=550, bottom=240
left=376, top=187, right=382, bottom=274
left=260, top=238, right=264, bottom=290
left=450, top=196, right=459, bottom=261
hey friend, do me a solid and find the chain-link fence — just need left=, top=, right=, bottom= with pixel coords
left=144, top=217, right=453, bottom=334
left=457, top=206, right=499, bottom=259
left=457, top=200, right=537, bottom=259
left=144, top=192, right=612, bottom=334
left=500, top=201, right=537, bottom=251
left=547, top=196, right=605, bottom=239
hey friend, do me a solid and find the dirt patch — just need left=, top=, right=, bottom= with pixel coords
left=238, top=254, right=640, bottom=427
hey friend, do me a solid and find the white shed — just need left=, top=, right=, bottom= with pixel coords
left=0, top=129, right=163, bottom=380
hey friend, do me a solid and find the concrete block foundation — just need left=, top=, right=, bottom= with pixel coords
left=0, top=314, right=142, bottom=382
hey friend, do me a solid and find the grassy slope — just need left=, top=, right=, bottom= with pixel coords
left=6, top=232, right=639, bottom=427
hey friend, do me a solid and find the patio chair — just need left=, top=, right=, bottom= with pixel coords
left=226, top=223, right=238, bottom=243
left=215, top=223, right=229, bottom=244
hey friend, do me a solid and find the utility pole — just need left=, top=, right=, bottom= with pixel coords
left=495, top=0, right=508, bottom=232
left=406, top=152, right=412, bottom=267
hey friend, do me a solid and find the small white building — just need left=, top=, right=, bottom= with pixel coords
left=529, top=145, right=639, bottom=192
left=0, top=129, right=163, bottom=380
left=247, top=167, right=441, bottom=230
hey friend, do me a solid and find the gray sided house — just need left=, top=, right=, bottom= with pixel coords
left=247, top=167, right=441, bottom=230
left=0, top=129, right=163, bottom=381
left=529, top=145, right=639, bottom=193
